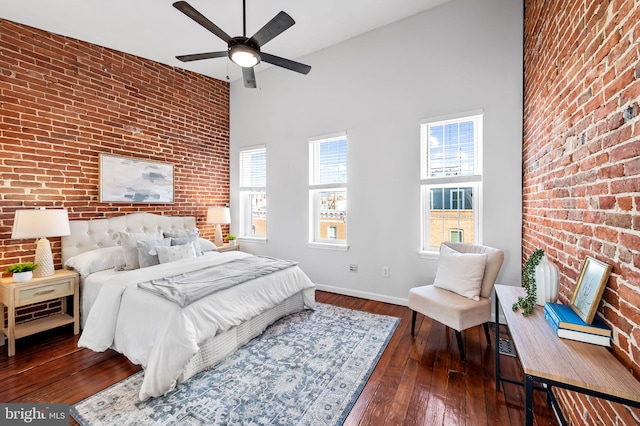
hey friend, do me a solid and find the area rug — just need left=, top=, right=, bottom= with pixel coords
left=71, top=303, right=399, bottom=426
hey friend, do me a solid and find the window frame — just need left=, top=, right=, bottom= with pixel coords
left=239, top=145, right=267, bottom=241
left=308, top=132, right=348, bottom=250
left=419, top=111, right=483, bottom=256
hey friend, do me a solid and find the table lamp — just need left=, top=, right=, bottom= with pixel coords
left=11, top=208, right=71, bottom=278
left=206, top=207, right=230, bottom=247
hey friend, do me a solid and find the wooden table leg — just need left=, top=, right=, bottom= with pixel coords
left=7, top=300, right=16, bottom=357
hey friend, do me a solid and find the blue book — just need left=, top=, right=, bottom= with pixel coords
left=544, top=302, right=612, bottom=337
left=544, top=309, right=611, bottom=347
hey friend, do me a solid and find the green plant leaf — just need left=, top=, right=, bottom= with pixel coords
left=6, top=262, right=39, bottom=273
left=512, top=249, right=544, bottom=316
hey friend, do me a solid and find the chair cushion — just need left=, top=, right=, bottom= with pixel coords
left=443, top=242, right=504, bottom=299
left=433, top=244, right=487, bottom=301
left=408, top=285, right=492, bottom=331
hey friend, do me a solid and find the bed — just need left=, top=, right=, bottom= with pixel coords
left=61, top=212, right=315, bottom=401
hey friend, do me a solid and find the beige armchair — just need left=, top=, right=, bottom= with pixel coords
left=408, top=242, right=504, bottom=362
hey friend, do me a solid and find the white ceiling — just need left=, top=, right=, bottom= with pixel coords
left=0, top=0, right=449, bottom=83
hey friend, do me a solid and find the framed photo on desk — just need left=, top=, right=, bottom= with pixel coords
left=570, top=256, right=612, bottom=324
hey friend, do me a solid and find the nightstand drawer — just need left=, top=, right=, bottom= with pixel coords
left=15, top=280, right=74, bottom=306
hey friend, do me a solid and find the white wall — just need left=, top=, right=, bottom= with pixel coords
left=230, top=0, right=523, bottom=306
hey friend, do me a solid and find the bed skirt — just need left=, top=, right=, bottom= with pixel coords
left=179, top=288, right=314, bottom=383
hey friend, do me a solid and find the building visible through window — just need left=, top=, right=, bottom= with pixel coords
left=239, top=146, right=266, bottom=238
left=309, top=134, right=347, bottom=246
left=420, top=113, right=482, bottom=252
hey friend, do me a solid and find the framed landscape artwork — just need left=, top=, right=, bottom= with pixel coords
left=99, top=153, right=174, bottom=203
left=569, top=256, right=612, bottom=324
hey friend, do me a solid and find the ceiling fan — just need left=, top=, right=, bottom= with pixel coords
left=173, top=0, right=311, bottom=88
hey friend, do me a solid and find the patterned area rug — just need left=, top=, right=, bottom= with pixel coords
left=71, top=303, right=399, bottom=426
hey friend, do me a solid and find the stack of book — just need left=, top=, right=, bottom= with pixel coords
left=543, top=302, right=612, bottom=347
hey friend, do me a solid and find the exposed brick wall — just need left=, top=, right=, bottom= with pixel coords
left=0, top=19, right=230, bottom=268
left=0, top=20, right=229, bottom=323
left=523, top=0, right=640, bottom=423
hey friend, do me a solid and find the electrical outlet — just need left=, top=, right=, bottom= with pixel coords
left=382, top=266, right=390, bottom=277
left=349, top=264, right=358, bottom=272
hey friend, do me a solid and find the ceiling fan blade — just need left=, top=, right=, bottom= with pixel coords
left=176, top=51, right=228, bottom=62
left=248, top=11, right=295, bottom=47
left=242, top=67, right=257, bottom=88
left=261, top=52, right=311, bottom=75
left=173, top=1, right=232, bottom=43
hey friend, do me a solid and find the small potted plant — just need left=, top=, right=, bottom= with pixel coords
left=226, top=234, right=237, bottom=246
left=6, top=262, right=39, bottom=283
left=512, top=249, right=545, bottom=315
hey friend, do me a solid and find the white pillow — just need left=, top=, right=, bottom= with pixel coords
left=170, top=236, right=203, bottom=256
left=137, top=238, right=171, bottom=268
left=64, top=246, right=125, bottom=277
left=156, top=243, right=197, bottom=264
left=198, top=237, right=217, bottom=252
left=114, top=230, right=163, bottom=270
left=433, top=244, right=487, bottom=301
left=163, top=228, right=200, bottom=239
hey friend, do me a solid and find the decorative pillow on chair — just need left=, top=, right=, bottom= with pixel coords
left=433, top=244, right=487, bottom=301
left=156, top=243, right=197, bottom=264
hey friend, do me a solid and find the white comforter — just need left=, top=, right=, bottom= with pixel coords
left=78, top=251, right=315, bottom=400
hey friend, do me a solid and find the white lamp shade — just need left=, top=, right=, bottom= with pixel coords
left=11, top=208, right=70, bottom=278
left=11, top=208, right=71, bottom=239
left=206, top=207, right=231, bottom=225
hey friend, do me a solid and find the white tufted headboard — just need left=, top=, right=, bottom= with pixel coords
left=61, top=212, right=197, bottom=263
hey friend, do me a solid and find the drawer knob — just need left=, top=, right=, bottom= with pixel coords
left=34, top=289, right=56, bottom=296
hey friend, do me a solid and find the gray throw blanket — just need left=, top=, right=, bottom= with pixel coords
left=137, top=256, right=298, bottom=307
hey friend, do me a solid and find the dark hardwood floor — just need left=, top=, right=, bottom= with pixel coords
left=0, top=291, right=558, bottom=425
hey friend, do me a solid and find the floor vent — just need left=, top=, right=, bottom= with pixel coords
left=499, top=338, right=517, bottom=357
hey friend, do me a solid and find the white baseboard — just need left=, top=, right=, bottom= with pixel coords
left=314, top=283, right=502, bottom=324
left=314, top=283, right=409, bottom=307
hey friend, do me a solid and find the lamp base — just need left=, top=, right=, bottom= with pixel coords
left=33, top=237, right=55, bottom=278
left=214, top=224, right=223, bottom=247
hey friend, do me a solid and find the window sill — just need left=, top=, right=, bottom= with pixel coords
left=308, top=242, right=349, bottom=251
left=238, top=236, right=267, bottom=244
left=418, top=250, right=439, bottom=260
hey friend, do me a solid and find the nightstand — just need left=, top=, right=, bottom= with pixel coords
left=0, top=269, right=79, bottom=357
left=216, top=243, right=240, bottom=252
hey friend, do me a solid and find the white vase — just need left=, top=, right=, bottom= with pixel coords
left=13, top=271, right=33, bottom=283
left=535, top=255, right=559, bottom=306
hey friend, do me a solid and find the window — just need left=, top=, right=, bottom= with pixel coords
left=239, top=146, right=266, bottom=238
left=420, top=112, right=482, bottom=253
left=327, top=226, right=337, bottom=239
left=450, top=229, right=464, bottom=243
left=309, top=133, right=347, bottom=247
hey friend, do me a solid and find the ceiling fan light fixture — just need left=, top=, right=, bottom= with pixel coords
left=229, top=45, right=260, bottom=68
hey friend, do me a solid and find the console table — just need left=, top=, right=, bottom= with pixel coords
left=494, top=284, right=640, bottom=426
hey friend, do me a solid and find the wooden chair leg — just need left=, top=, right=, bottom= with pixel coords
left=455, top=330, right=466, bottom=362
left=411, top=311, right=417, bottom=335
left=483, top=322, right=491, bottom=346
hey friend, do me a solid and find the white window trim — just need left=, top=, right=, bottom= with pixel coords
left=308, top=132, right=348, bottom=248
left=308, top=242, right=349, bottom=251
left=238, top=236, right=267, bottom=244
left=239, top=145, right=267, bottom=239
left=419, top=112, right=483, bottom=256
